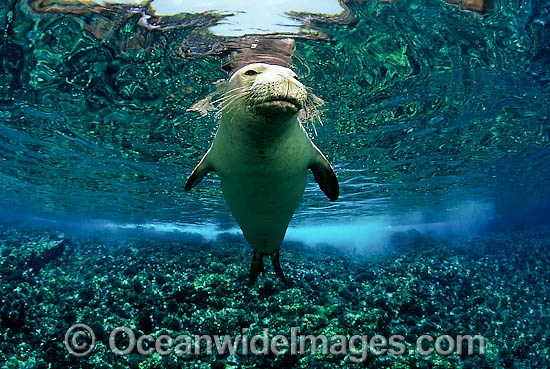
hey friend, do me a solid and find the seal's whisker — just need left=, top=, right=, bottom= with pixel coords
left=230, top=94, right=252, bottom=114
left=224, top=94, right=251, bottom=123
left=220, top=91, right=248, bottom=108
left=217, top=96, right=242, bottom=110
left=215, top=95, right=248, bottom=116
left=220, top=88, right=249, bottom=102
left=309, top=96, right=324, bottom=115
left=210, top=88, right=248, bottom=106
left=220, top=86, right=249, bottom=98
left=301, top=96, right=325, bottom=136
left=220, top=99, right=241, bottom=115
left=220, top=93, right=249, bottom=116
left=223, top=96, right=250, bottom=117
left=208, top=86, right=248, bottom=105
left=303, top=99, right=315, bottom=119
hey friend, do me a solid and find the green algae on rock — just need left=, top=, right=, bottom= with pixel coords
left=1, top=226, right=549, bottom=367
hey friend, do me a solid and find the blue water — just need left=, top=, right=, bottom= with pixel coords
left=1, top=1, right=550, bottom=240
left=1, top=1, right=550, bottom=368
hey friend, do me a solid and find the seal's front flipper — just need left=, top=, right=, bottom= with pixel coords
left=250, top=250, right=265, bottom=284
left=185, top=149, right=214, bottom=190
left=271, top=251, right=288, bottom=285
left=309, top=144, right=339, bottom=201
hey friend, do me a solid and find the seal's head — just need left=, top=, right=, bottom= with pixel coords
left=228, top=63, right=307, bottom=119
left=188, top=62, right=324, bottom=132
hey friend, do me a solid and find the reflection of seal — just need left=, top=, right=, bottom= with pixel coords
left=186, top=63, right=338, bottom=284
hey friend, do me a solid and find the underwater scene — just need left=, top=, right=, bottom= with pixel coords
left=1, top=0, right=550, bottom=367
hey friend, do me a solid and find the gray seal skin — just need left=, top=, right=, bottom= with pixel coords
left=185, top=63, right=339, bottom=284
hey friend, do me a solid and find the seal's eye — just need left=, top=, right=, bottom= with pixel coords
left=244, top=69, right=259, bottom=76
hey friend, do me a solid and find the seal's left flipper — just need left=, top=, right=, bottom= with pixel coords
left=309, top=144, right=339, bottom=201
left=185, top=149, right=215, bottom=190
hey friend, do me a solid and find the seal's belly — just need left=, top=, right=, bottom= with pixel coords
left=219, top=161, right=307, bottom=254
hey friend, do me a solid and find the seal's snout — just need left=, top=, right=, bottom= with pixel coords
left=249, top=75, right=307, bottom=116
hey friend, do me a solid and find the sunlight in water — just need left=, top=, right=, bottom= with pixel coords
left=109, top=0, right=344, bottom=35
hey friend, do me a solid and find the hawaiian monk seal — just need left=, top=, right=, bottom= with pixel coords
left=185, top=62, right=338, bottom=284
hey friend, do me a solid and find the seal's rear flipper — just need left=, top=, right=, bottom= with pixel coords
left=250, top=250, right=265, bottom=284
left=271, top=251, right=288, bottom=285
left=185, top=149, right=214, bottom=190
left=309, top=144, right=339, bottom=201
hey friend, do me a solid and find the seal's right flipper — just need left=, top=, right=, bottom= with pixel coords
left=309, top=143, right=339, bottom=201
left=185, top=149, right=214, bottom=190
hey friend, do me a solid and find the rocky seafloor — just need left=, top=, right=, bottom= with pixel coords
left=0, top=225, right=549, bottom=368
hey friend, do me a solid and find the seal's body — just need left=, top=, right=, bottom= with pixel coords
left=185, top=63, right=338, bottom=283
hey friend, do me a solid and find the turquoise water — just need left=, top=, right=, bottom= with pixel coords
left=1, top=0, right=548, bottom=239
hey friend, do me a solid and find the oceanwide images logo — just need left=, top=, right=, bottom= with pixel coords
left=65, top=324, right=486, bottom=362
